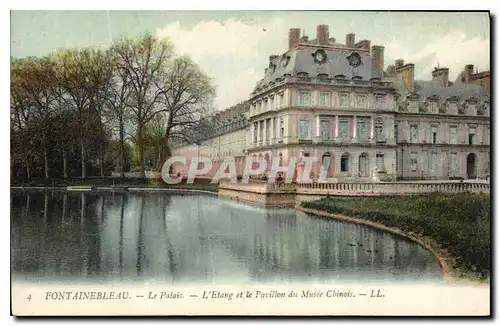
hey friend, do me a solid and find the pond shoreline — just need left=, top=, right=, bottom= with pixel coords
left=296, top=206, right=453, bottom=282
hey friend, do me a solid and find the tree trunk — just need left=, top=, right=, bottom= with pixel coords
left=25, top=156, right=31, bottom=180
left=81, top=141, right=86, bottom=179
left=159, top=130, right=172, bottom=170
left=156, top=137, right=162, bottom=172
left=119, top=116, right=125, bottom=179
left=44, top=147, right=49, bottom=179
left=138, top=125, right=146, bottom=179
left=62, top=148, right=68, bottom=179
left=99, top=146, right=105, bottom=177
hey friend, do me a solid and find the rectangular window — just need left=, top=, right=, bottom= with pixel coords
left=341, top=154, right=349, bottom=172
left=356, top=94, right=367, bottom=108
left=394, top=123, right=398, bottom=142
left=356, top=119, right=366, bottom=140
left=339, top=93, right=350, bottom=108
left=279, top=118, right=284, bottom=141
left=430, top=102, right=438, bottom=113
left=430, top=126, right=438, bottom=144
left=253, top=123, right=258, bottom=143
left=376, top=154, right=385, bottom=171
left=430, top=152, right=437, bottom=173
left=266, top=118, right=271, bottom=143
left=396, top=151, right=400, bottom=171
left=338, top=118, right=349, bottom=140
left=410, top=152, right=418, bottom=172
left=299, top=119, right=310, bottom=140
left=320, top=120, right=330, bottom=140
left=450, top=126, right=457, bottom=144
left=259, top=121, right=264, bottom=143
left=468, top=126, right=476, bottom=145
left=375, top=118, right=384, bottom=143
left=375, top=94, right=385, bottom=109
left=451, top=153, right=458, bottom=172
left=298, top=91, right=311, bottom=106
left=319, top=92, right=330, bottom=107
left=410, top=124, right=418, bottom=143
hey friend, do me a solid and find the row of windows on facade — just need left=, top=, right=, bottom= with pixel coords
left=396, top=151, right=468, bottom=173
left=332, top=153, right=387, bottom=174
left=251, top=92, right=386, bottom=113
left=251, top=116, right=386, bottom=143
left=400, top=124, right=483, bottom=145
left=296, top=92, right=386, bottom=108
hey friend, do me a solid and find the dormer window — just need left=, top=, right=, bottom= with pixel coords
left=280, top=55, right=290, bottom=67
left=352, top=76, right=363, bottom=81
left=428, top=96, right=439, bottom=114
left=297, top=72, right=309, bottom=77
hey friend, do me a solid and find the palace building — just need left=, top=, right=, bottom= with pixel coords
left=172, top=25, right=490, bottom=181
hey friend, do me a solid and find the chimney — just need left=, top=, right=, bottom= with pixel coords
left=386, top=65, right=396, bottom=77
left=432, top=67, right=450, bottom=87
left=395, top=62, right=415, bottom=93
left=288, top=28, right=300, bottom=50
left=464, top=64, right=474, bottom=82
left=346, top=33, right=355, bottom=48
left=371, top=45, right=385, bottom=76
left=316, top=24, right=329, bottom=46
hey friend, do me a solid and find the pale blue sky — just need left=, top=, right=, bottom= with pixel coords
left=11, top=11, right=490, bottom=109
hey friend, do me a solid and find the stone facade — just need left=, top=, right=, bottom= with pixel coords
left=172, top=25, right=491, bottom=182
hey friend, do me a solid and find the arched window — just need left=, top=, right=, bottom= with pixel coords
left=341, top=153, right=349, bottom=172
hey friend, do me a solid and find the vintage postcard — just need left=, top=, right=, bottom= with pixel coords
left=10, top=10, right=491, bottom=316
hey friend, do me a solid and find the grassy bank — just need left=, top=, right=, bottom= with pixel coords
left=301, top=193, right=490, bottom=281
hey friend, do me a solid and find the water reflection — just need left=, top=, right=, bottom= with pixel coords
left=11, top=191, right=443, bottom=285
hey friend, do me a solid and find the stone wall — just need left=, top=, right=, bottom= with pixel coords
left=219, top=180, right=490, bottom=207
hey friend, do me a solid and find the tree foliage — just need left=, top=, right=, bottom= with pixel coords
left=11, top=33, right=216, bottom=181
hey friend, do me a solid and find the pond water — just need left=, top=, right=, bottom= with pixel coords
left=11, top=190, right=443, bottom=285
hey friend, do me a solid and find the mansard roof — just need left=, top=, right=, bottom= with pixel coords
left=392, top=78, right=489, bottom=103
left=414, top=80, right=489, bottom=102
left=254, top=47, right=382, bottom=91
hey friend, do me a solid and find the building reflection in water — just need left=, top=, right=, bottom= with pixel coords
left=10, top=191, right=443, bottom=285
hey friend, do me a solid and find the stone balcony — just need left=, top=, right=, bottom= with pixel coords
left=250, top=76, right=394, bottom=100
left=248, top=136, right=388, bottom=149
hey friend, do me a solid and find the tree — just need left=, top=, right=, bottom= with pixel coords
left=11, top=58, right=35, bottom=179
left=111, top=33, right=173, bottom=179
left=11, top=56, right=58, bottom=179
left=103, top=53, right=133, bottom=178
left=55, top=48, right=113, bottom=178
left=158, top=56, right=216, bottom=165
